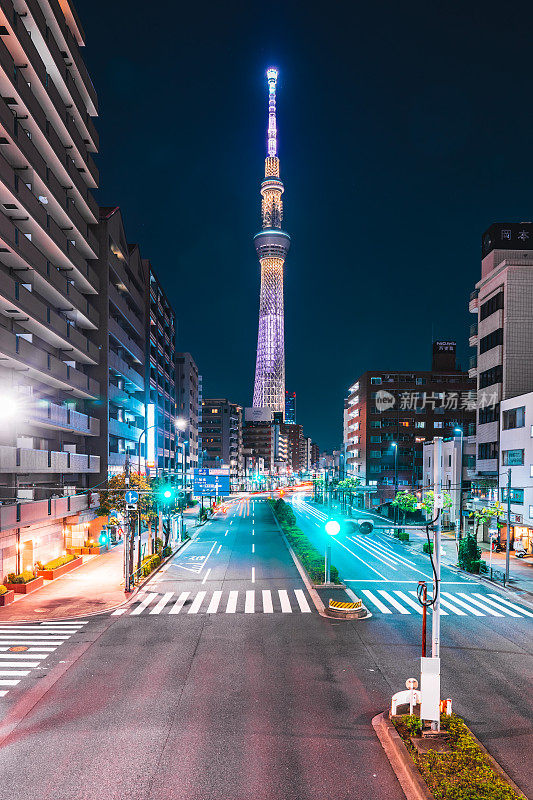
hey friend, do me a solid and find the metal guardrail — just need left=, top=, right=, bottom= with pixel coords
left=487, top=567, right=507, bottom=586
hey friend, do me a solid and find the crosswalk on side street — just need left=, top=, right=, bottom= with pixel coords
left=360, top=589, right=533, bottom=618
left=112, top=587, right=314, bottom=616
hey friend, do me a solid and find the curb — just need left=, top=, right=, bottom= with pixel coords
left=269, top=507, right=371, bottom=620
left=372, top=712, right=436, bottom=800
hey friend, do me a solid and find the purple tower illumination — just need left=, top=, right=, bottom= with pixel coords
left=252, top=68, right=290, bottom=415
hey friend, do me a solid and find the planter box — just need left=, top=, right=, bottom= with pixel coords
left=6, top=576, right=44, bottom=594
left=81, top=546, right=104, bottom=555
left=36, top=556, right=83, bottom=580
left=0, top=590, right=15, bottom=606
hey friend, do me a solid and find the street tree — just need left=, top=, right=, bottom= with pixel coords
left=98, top=472, right=154, bottom=523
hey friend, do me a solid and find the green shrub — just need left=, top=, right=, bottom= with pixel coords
left=271, top=500, right=340, bottom=584
left=7, top=570, right=36, bottom=584
left=154, top=537, right=163, bottom=553
left=423, top=542, right=434, bottom=554
left=398, top=530, right=409, bottom=542
left=140, top=553, right=161, bottom=577
left=162, top=545, right=172, bottom=557
left=393, top=713, right=522, bottom=800
left=458, top=535, right=482, bottom=573
left=84, top=539, right=98, bottom=548
left=0, top=584, right=7, bottom=595
left=41, top=554, right=76, bottom=571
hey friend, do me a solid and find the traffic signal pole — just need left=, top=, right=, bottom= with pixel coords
left=431, top=437, right=442, bottom=732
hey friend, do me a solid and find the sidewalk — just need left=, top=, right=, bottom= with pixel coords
left=0, top=505, right=204, bottom=622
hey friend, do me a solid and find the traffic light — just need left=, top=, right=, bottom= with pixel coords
left=158, top=483, right=176, bottom=505
left=99, top=529, right=109, bottom=546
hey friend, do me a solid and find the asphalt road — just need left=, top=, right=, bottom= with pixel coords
left=290, top=493, right=533, bottom=795
left=0, top=499, right=407, bottom=800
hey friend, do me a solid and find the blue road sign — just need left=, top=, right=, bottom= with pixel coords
left=125, top=490, right=139, bottom=504
left=193, top=468, right=230, bottom=497
left=108, top=509, right=119, bottom=517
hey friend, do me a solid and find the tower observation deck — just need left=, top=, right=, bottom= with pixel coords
left=252, top=68, right=290, bottom=415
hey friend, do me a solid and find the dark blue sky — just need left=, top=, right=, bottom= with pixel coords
left=77, top=0, right=533, bottom=450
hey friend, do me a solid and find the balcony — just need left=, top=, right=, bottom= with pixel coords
left=108, top=349, right=144, bottom=392
left=109, top=283, right=144, bottom=339
left=108, top=417, right=143, bottom=443
left=108, top=382, right=145, bottom=417
left=469, top=322, right=478, bottom=348
left=469, top=289, right=479, bottom=314
left=0, top=491, right=99, bottom=534
left=468, top=354, right=477, bottom=378
left=0, top=445, right=99, bottom=473
left=0, top=326, right=99, bottom=399
left=108, top=316, right=144, bottom=364
left=28, top=400, right=99, bottom=436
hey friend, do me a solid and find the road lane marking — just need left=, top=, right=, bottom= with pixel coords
left=394, top=591, right=424, bottom=613
left=111, top=608, right=127, bottom=616
left=0, top=680, right=20, bottom=686
left=0, top=662, right=42, bottom=668
left=201, top=568, right=212, bottom=584
left=245, top=590, right=255, bottom=613
left=378, top=590, right=410, bottom=614
left=262, top=590, right=274, bottom=613
left=441, top=592, right=484, bottom=616
left=188, top=591, right=206, bottom=614
left=169, top=592, right=190, bottom=614
left=361, top=590, right=392, bottom=613
left=294, top=589, right=312, bottom=613
left=333, top=538, right=389, bottom=580
left=458, top=593, right=503, bottom=616
left=0, top=670, right=30, bottom=677
left=0, top=636, right=69, bottom=642
left=130, top=593, right=157, bottom=615
left=473, top=594, right=520, bottom=617
left=216, top=545, right=222, bottom=554
left=407, top=591, right=448, bottom=615
left=278, top=589, right=292, bottom=612
left=350, top=535, right=431, bottom=579
left=226, top=590, right=238, bottom=613
left=252, top=543, right=255, bottom=553
left=207, top=591, right=222, bottom=613
left=251, top=567, right=255, bottom=583
left=0, top=654, right=47, bottom=660
left=488, top=594, right=533, bottom=617
left=150, top=592, right=174, bottom=614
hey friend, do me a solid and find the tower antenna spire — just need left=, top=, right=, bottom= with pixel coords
left=266, top=67, right=278, bottom=157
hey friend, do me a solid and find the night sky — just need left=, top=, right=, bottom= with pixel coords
left=77, top=0, right=533, bottom=451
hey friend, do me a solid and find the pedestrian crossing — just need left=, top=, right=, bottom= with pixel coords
left=0, top=620, right=88, bottom=699
left=360, top=589, right=533, bottom=619
left=112, top=587, right=314, bottom=617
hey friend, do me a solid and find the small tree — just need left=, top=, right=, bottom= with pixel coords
left=458, top=535, right=482, bottom=573
left=98, top=472, right=154, bottom=523
left=420, top=490, right=452, bottom=517
left=392, top=490, right=418, bottom=525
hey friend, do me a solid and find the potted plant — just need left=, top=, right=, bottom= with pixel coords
left=0, top=584, right=14, bottom=606
left=6, top=570, right=44, bottom=594
left=36, top=554, right=83, bottom=580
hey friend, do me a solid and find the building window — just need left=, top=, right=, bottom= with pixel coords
left=529, top=505, right=533, bottom=520
left=434, top=422, right=443, bottom=428
left=448, top=455, right=452, bottom=467
left=371, top=377, right=382, bottom=385
left=502, top=406, right=525, bottom=430
left=478, top=442, right=498, bottom=460
left=415, top=422, right=425, bottom=428
left=370, top=450, right=381, bottom=458
left=480, top=291, right=504, bottom=321
left=479, top=366, right=503, bottom=389
left=479, top=328, right=503, bottom=355
left=502, top=449, right=524, bottom=466
left=370, top=420, right=381, bottom=428
left=370, top=435, right=381, bottom=443
left=479, top=404, right=499, bottom=424
left=501, top=488, right=524, bottom=505
left=416, top=377, right=425, bottom=385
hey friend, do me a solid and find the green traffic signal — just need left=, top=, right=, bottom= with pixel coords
left=163, top=490, right=172, bottom=499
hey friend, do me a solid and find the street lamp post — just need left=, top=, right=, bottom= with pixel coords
left=454, top=427, right=464, bottom=538
left=175, top=417, right=187, bottom=543
left=391, top=442, right=398, bottom=523
left=324, top=519, right=340, bottom=583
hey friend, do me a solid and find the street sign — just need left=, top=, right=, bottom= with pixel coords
left=108, top=509, right=119, bottom=518
left=126, top=503, right=138, bottom=511
left=433, top=493, right=444, bottom=510
left=193, top=468, right=230, bottom=497
left=125, top=490, right=139, bottom=504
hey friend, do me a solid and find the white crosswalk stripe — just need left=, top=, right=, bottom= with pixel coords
left=357, top=589, right=533, bottom=619
left=0, top=621, right=86, bottom=699
left=120, top=588, right=315, bottom=616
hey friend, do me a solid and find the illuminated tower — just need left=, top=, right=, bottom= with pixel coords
left=252, top=68, right=290, bottom=415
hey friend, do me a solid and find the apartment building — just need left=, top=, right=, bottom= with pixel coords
left=0, top=0, right=100, bottom=576
left=422, top=435, right=476, bottom=531
left=92, top=207, right=145, bottom=478
left=243, top=408, right=274, bottom=474
left=202, top=399, right=243, bottom=484
left=175, top=352, right=200, bottom=476
left=280, top=422, right=304, bottom=473
left=285, top=390, right=296, bottom=423
left=497, top=392, right=533, bottom=553
left=145, top=265, right=176, bottom=478
left=469, top=222, right=533, bottom=476
left=345, top=342, right=475, bottom=506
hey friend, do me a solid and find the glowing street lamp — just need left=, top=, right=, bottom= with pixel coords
left=454, top=427, right=464, bottom=537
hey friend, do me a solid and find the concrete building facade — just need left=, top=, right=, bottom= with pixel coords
left=175, top=352, right=200, bottom=478
left=469, top=222, right=533, bottom=476
left=0, top=0, right=101, bottom=577
left=202, top=398, right=243, bottom=484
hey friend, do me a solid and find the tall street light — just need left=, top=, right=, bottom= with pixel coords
left=175, top=417, right=188, bottom=541
left=454, top=427, right=464, bottom=538
left=324, top=519, right=340, bottom=583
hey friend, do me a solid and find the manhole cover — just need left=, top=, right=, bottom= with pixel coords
left=9, top=646, right=28, bottom=652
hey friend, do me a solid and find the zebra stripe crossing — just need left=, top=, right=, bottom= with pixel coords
left=113, top=588, right=314, bottom=617
left=361, top=589, right=532, bottom=619
left=0, top=621, right=88, bottom=698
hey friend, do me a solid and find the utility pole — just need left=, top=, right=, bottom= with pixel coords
left=124, top=452, right=132, bottom=591
left=505, top=467, right=512, bottom=583
left=431, top=436, right=442, bottom=732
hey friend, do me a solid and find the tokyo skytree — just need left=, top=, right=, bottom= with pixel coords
left=252, top=68, right=291, bottom=415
